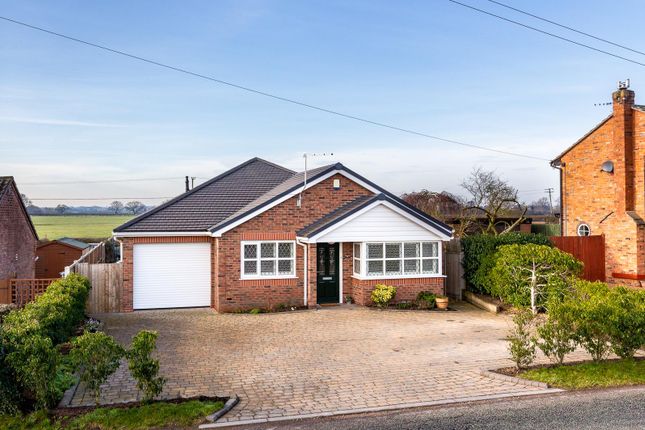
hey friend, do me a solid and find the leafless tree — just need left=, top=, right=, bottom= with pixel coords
left=109, top=200, right=124, bottom=215
left=55, top=204, right=69, bottom=214
left=460, top=167, right=527, bottom=235
left=125, top=201, right=145, bottom=215
left=20, top=193, right=32, bottom=207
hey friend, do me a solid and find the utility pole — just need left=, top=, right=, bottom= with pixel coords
left=545, top=187, right=554, bottom=216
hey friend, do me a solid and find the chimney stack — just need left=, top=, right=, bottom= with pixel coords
left=612, top=80, right=636, bottom=212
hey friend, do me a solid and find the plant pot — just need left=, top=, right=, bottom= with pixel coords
left=435, top=297, right=449, bottom=310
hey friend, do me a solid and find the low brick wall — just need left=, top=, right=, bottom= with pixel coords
left=350, top=277, right=445, bottom=306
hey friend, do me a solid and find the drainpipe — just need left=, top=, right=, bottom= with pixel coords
left=550, top=160, right=565, bottom=236
left=296, top=238, right=308, bottom=306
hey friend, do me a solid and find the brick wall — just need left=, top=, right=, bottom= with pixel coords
left=217, top=174, right=374, bottom=312
left=350, top=277, right=444, bottom=306
left=560, top=87, right=645, bottom=286
left=0, top=182, right=36, bottom=280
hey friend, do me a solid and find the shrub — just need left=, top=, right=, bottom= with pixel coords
left=71, top=332, right=125, bottom=405
left=127, top=330, right=166, bottom=403
left=606, top=287, right=645, bottom=359
left=507, top=309, right=536, bottom=369
left=487, top=244, right=582, bottom=311
left=0, top=274, right=91, bottom=411
left=536, top=300, right=577, bottom=364
left=416, top=291, right=436, bottom=309
left=461, top=232, right=552, bottom=294
left=569, top=281, right=613, bottom=361
left=370, top=284, right=397, bottom=308
left=5, top=333, right=60, bottom=410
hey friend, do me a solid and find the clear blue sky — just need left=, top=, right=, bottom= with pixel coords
left=1, top=0, right=644, bottom=205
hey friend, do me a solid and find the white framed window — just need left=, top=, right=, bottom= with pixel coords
left=353, top=243, right=361, bottom=275
left=241, top=241, right=296, bottom=279
left=353, top=241, right=441, bottom=278
left=577, top=223, right=591, bottom=237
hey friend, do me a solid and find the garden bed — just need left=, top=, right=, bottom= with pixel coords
left=494, top=357, right=644, bottom=389
left=0, top=397, right=226, bottom=429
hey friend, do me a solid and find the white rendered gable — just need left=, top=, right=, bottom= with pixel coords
left=312, top=202, right=449, bottom=243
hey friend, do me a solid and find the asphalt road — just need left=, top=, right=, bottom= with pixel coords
left=236, top=386, right=645, bottom=430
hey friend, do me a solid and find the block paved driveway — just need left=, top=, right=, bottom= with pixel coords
left=72, top=303, right=559, bottom=423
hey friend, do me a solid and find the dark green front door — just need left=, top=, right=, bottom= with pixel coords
left=317, top=243, right=339, bottom=304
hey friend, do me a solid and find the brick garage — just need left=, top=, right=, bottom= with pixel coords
left=553, top=84, right=645, bottom=287
left=115, top=159, right=453, bottom=312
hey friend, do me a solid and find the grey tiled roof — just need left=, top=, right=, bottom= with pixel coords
left=114, top=158, right=295, bottom=232
left=114, top=158, right=453, bottom=237
left=211, top=164, right=335, bottom=231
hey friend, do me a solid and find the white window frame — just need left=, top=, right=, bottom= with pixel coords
left=577, top=223, right=591, bottom=237
left=352, top=241, right=443, bottom=279
left=240, top=240, right=297, bottom=280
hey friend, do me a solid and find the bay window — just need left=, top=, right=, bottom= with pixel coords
left=241, top=241, right=295, bottom=278
left=353, top=241, right=440, bottom=277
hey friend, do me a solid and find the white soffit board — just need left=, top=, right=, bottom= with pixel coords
left=133, top=243, right=211, bottom=310
left=314, top=203, right=445, bottom=242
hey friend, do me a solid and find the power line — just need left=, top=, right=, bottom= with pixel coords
left=21, top=176, right=184, bottom=185
left=446, top=0, right=645, bottom=68
left=0, top=15, right=548, bottom=162
left=486, top=0, right=645, bottom=57
left=30, top=197, right=172, bottom=201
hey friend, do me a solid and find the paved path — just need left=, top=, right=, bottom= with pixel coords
left=237, top=386, right=645, bottom=430
left=71, top=303, right=577, bottom=423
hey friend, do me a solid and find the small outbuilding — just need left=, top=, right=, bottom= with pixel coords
left=36, top=237, right=90, bottom=278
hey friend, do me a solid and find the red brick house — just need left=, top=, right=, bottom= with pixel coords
left=0, top=177, right=38, bottom=302
left=114, top=158, right=453, bottom=312
left=551, top=82, right=645, bottom=286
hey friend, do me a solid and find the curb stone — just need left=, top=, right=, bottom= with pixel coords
left=197, top=390, right=564, bottom=429
left=479, top=367, right=552, bottom=389
left=206, top=396, right=240, bottom=422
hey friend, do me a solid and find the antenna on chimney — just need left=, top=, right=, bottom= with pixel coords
left=618, top=79, right=630, bottom=90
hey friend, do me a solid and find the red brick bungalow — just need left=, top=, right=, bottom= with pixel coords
left=551, top=82, right=645, bottom=287
left=113, top=158, right=453, bottom=312
left=0, top=177, right=38, bottom=303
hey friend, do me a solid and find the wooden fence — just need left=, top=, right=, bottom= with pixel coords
left=71, top=262, right=123, bottom=313
left=444, top=238, right=465, bottom=300
left=551, top=235, right=606, bottom=282
left=9, top=278, right=59, bottom=307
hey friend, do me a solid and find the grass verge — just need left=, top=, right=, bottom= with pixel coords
left=0, top=399, right=224, bottom=430
left=520, top=358, right=645, bottom=389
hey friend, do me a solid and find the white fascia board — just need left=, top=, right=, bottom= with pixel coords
left=209, top=169, right=381, bottom=237
left=308, top=200, right=453, bottom=243
left=113, top=231, right=212, bottom=238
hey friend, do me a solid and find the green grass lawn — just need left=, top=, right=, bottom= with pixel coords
left=520, top=359, right=645, bottom=389
left=31, top=215, right=133, bottom=241
left=0, top=399, right=224, bottom=430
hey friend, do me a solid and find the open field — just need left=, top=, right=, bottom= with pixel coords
left=31, top=215, right=134, bottom=240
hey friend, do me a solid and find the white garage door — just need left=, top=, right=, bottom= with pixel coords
left=133, top=243, right=211, bottom=310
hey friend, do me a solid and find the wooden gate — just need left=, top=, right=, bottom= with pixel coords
left=73, top=262, right=123, bottom=313
left=550, top=235, right=606, bottom=282
left=444, top=238, right=465, bottom=300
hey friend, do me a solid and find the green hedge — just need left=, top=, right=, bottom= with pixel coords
left=461, top=232, right=552, bottom=293
left=488, top=244, right=583, bottom=309
left=0, top=274, right=91, bottom=412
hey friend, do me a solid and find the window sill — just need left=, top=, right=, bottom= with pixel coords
left=240, top=275, right=298, bottom=281
left=351, top=274, right=446, bottom=280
